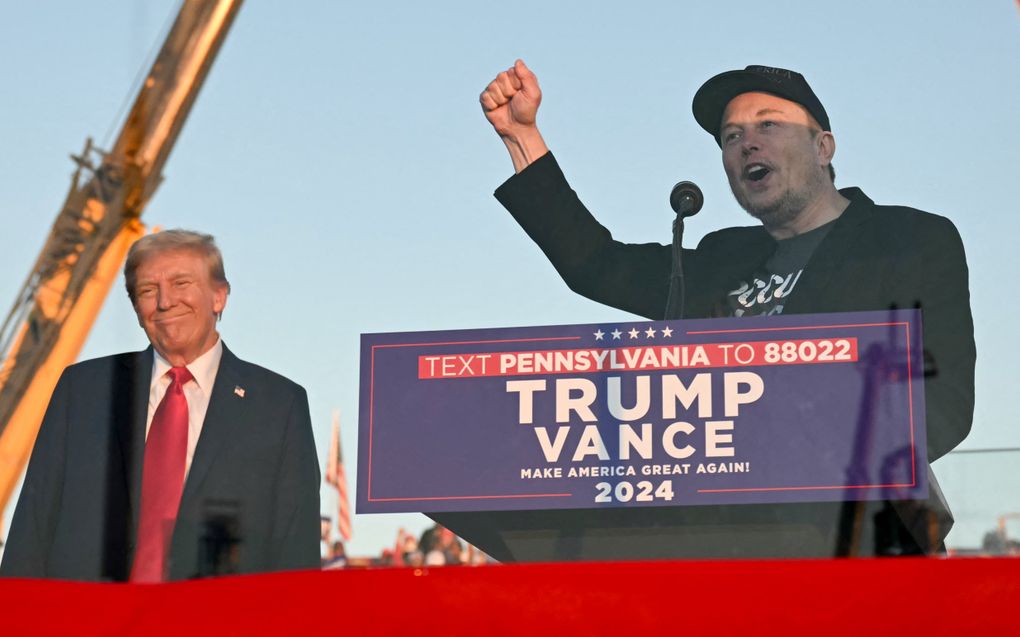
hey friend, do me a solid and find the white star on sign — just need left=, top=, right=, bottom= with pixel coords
left=628, top=328, right=640, bottom=339
left=593, top=329, right=605, bottom=340
left=611, top=329, right=622, bottom=339
left=661, top=326, right=674, bottom=338
left=645, top=327, right=656, bottom=338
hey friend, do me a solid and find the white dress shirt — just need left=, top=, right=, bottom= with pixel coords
left=145, top=338, right=223, bottom=478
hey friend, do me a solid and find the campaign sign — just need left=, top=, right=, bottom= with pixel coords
left=357, top=310, right=927, bottom=514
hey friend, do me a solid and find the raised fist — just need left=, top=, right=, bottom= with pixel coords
left=480, top=59, right=542, bottom=137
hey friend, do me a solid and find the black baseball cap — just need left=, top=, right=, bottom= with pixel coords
left=692, top=65, right=830, bottom=146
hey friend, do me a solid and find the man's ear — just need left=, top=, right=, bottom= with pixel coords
left=213, top=283, right=228, bottom=316
left=817, top=130, right=836, bottom=168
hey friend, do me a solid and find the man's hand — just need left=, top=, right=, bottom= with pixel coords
left=481, top=59, right=541, bottom=135
left=480, top=59, right=549, bottom=173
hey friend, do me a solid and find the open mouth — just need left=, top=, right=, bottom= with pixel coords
left=744, top=163, right=771, bottom=182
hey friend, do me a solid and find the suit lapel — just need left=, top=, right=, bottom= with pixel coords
left=114, top=347, right=153, bottom=531
left=179, top=343, right=249, bottom=509
left=782, top=189, right=874, bottom=315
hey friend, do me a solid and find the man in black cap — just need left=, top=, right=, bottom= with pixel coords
left=480, top=60, right=975, bottom=555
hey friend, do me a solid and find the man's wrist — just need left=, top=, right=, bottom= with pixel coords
left=501, top=126, right=549, bottom=173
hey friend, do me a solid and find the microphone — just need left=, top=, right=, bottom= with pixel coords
left=669, top=181, right=703, bottom=218
left=664, top=180, right=703, bottom=320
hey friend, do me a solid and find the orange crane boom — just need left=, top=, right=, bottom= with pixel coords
left=0, top=0, right=244, bottom=526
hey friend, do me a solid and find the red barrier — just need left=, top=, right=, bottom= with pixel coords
left=4, top=557, right=1018, bottom=635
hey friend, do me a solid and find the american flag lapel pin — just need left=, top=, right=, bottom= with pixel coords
left=234, top=386, right=246, bottom=398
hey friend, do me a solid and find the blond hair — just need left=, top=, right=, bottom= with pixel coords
left=124, top=229, right=230, bottom=304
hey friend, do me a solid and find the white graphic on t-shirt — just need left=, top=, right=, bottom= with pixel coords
left=728, top=270, right=803, bottom=317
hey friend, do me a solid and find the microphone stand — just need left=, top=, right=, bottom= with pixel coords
left=664, top=215, right=687, bottom=320
left=663, top=181, right=701, bottom=320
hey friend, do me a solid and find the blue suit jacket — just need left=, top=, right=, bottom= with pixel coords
left=1, top=343, right=320, bottom=581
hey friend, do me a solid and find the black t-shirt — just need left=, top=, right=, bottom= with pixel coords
left=725, top=219, right=837, bottom=317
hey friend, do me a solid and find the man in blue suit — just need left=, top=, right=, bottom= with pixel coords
left=1, top=229, right=320, bottom=581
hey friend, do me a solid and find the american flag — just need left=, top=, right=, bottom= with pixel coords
left=325, top=409, right=352, bottom=541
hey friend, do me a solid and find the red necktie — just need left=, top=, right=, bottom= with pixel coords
left=130, top=366, right=193, bottom=583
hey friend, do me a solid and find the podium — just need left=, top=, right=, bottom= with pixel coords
left=430, top=499, right=918, bottom=562
left=362, top=311, right=939, bottom=561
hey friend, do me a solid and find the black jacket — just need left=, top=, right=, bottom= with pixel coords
left=496, top=152, right=975, bottom=463
left=495, top=152, right=976, bottom=554
left=1, top=344, right=321, bottom=581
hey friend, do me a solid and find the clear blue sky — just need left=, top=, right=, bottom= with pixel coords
left=1, top=1, right=1018, bottom=556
